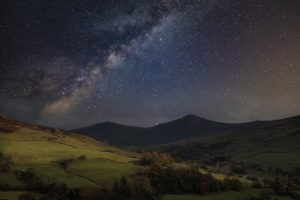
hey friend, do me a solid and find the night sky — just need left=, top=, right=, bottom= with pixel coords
left=0, top=0, right=299, bottom=129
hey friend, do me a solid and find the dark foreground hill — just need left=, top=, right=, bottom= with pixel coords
left=72, top=114, right=245, bottom=146
left=156, top=115, right=300, bottom=169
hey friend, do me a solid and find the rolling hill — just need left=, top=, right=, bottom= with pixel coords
left=156, top=115, right=300, bottom=169
left=1, top=115, right=300, bottom=200
left=72, top=114, right=245, bottom=146
left=0, top=115, right=139, bottom=189
left=73, top=114, right=300, bottom=169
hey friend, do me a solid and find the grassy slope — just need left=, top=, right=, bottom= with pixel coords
left=163, top=192, right=250, bottom=200
left=163, top=193, right=293, bottom=200
left=163, top=188, right=259, bottom=200
left=0, top=116, right=139, bottom=189
left=0, top=191, right=41, bottom=200
left=159, top=116, right=300, bottom=169
left=163, top=188, right=295, bottom=200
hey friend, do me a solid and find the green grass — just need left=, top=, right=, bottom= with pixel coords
left=273, top=196, right=294, bottom=200
left=160, top=120, right=300, bottom=169
left=163, top=191, right=254, bottom=200
left=198, top=168, right=252, bottom=186
left=9, top=159, right=137, bottom=188
left=0, top=120, right=140, bottom=189
left=0, top=191, right=40, bottom=200
left=233, top=150, right=300, bottom=169
left=163, top=189, right=295, bottom=200
left=0, top=140, right=135, bottom=164
left=13, top=164, right=99, bottom=188
left=68, top=158, right=137, bottom=186
left=0, top=172, right=26, bottom=188
left=0, top=191, right=25, bottom=200
left=2, top=141, right=138, bottom=188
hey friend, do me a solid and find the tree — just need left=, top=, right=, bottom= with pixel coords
left=111, top=176, right=134, bottom=200
left=18, top=193, right=36, bottom=200
left=223, top=177, right=243, bottom=191
left=57, top=158, right=74, bottom=170
left=0, top=152, right=12, bottom=172
left=140, top=152, right=174, bottom=166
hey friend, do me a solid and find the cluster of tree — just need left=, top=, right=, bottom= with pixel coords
left=109, top=176, right=160, bottom=200
left=38, top=177, right=160, bottom=200
left=57, top=155, right=86, bottom=170
left=160, top=141, right=232, bottom=163
left=14, top=167, right=160, bottom=200
left=16, top=168, right=53, bottom=191
left=140, top=152, right=175, bottom=166
left=14, top=164, right=245, bottom=200
left=230, top=163, right=248, bottom=175
left=0, top=152, right=12, bottom=172
left=249, top=174, right=300, bottom=200
left=57, top=158, right=74, bottom=170
left=146, top=166, right=243, bottom=195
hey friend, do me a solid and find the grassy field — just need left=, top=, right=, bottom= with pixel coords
left=163, top=191, right=255, bottom=200
left=0, top=117, right=140, bottom=191
left=198, top=167, right=252, bottom=186
left=67, top=158, right=137, bottom=186
left=0, top=172, right=26, bottom=188
left=159, top=121, right=300, bottom=169
left=0, top=191, right=40, bottom=200
left=0, top=140, right=135, bottom=165
left=1, top=116, right=299, bottom=200
left=163, top=189, right=295, bottom=200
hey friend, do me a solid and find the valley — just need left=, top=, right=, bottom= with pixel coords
left=1, top=115, right=300, bottom=200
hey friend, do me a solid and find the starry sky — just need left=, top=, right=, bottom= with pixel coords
left=0, top=0, right=299, bottom=129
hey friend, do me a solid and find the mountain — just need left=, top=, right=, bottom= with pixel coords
left=72, top=114, right=246, bottom=146
left=156, top=115, right=300, bottom=169
left=72, top=114, right=300, bottom=168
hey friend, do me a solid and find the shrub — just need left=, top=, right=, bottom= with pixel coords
left=110, top=176, right=160, bottom=200
left=246, top=175, right=258, bottom=181
left=252, top=180, right=263, bottom=189
left=78, top=155, right=86, bottom=160
left=147, top=165, right=223, bottom=195
left=18, top=193, right=36, bottom=200
left=57, top=158, right=74, bottom=170
left=231, top=164, right=247, bottom=175
left=140, top=152, right=174, bottom=166
left=0, top=152, right=12, bottom=172
left=223, top=177, right=243, bottom=191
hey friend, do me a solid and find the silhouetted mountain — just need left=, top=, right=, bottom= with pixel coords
left=72, top=114, right=245, bottom=146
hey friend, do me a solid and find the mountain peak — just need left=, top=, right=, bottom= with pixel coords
left=178, top=114, right=212, bottom=123
left=184, top=114, right=199, bottom=118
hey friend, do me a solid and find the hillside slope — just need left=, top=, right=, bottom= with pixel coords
left=72, top=114, right=243, bottom=146
left=157, top=115, right=300, bottom=169
left=0, top=115, right=139, bottom=188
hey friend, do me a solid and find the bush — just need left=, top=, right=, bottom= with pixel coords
left=110, top=176, right=160, bottom=200
left=259, top=189, right=274, bottom=200
left=231, top=164, right=247, bottom=175
left=0, top=152, right=12, bottom=172
left=140, top=152, right=174, bottom=166
left=78, top=155, right=86, bottom=160
left=246, top=175, right=258, bottom=181
left=223, top=177, right=243, bottom=191
left=252, top=180, right=263, bottom=189
left=147, top=166, right=223, bottom=195
left=57, top=158, right=74, bottom=170
left=18, top=193, right=36, bottom=200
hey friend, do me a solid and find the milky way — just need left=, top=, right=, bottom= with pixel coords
left=0, top=0, right=299, bottom=129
